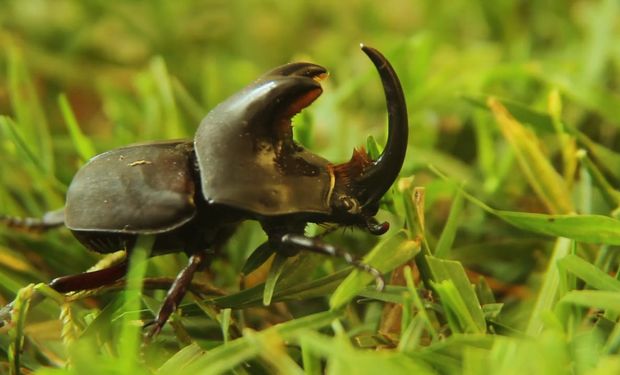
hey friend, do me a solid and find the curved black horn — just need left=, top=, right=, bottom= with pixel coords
left=356, top=45, right=409, bottom=206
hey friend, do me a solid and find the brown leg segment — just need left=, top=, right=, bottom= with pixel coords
left=0, top=260, right=128, bottom=326
left=146, top=252, right=208, bottom=338
left=49, top=260, right=129, bottom=293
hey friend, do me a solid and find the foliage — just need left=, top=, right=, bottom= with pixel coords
left=2, top=0, right=620, bottom=373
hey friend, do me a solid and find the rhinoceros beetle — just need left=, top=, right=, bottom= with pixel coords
left=1, top=45, right=408, bottom=336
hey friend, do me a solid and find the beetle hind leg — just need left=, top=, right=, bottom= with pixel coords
left=49, top=260, right=129, bottom=292
left=279, top=233, right=385, bottom=291
left=0, top=209, right=65, bottom=233
left=145, top=251, right=208, bottom=338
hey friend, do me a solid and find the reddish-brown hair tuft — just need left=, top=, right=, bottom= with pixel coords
left=332, top=148, right=373, bottom=187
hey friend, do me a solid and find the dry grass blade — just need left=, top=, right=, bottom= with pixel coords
left=488, top=97, right=573, bottom=214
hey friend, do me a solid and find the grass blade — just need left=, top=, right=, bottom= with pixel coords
left=427, top=256, right=486, bottom=333
left=263, top=253, right=288, bottom=306
left=488, top=98, right=572, bottom=214
left=9, top=284, right=35, bottom=375
left=58, top=94, right=97, bottom=162
left=118, top=236, right=153, bottom=373
left=7, top=46, right=54, bottom=174
left=172, top=310, right=341, bottom=375
left=330, top=231, right=420, bottom=309
left=434, top=188, right=464, bottom=258
left=558, top=254, right=620, bottom=292
left=560, top=291, right=620, bottom=312
left=432, top=166, right=620, bottom=245
left=526, top=237, right=572, bottom=336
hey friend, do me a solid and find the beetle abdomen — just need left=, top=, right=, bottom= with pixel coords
left=65, top=141, right=197, bottom=234
left=72, top=230, right=137, bottom=253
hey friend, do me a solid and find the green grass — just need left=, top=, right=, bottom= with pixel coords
left=2, top=0, right=620, bottom=373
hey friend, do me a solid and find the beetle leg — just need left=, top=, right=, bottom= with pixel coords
left=279, top=234, right=385, bottom=291
left=49, top=260, right=128, bottom=293
left=146, top=251, right=208, bottom=338
left=0, top=209, right=65, bottom=233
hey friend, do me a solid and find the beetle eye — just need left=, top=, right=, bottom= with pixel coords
left=338, top=196, right=361, bottom=214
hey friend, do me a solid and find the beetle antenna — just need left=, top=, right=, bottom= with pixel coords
left=280, top=234, right=385, bottom=291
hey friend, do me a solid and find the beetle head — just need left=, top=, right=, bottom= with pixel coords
left=326, top=46, right=408, bottom=235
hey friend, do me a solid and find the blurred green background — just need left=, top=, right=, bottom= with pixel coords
left=2, top=0, right=620, bottom=373
left=2, top=0, right=618, bottom=196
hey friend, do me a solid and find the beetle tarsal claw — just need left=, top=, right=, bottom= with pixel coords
left=278, top=233, right=385, bottom=290
left=349, top=257, right=384, bottom=291
left=374, top=272, right=386, bottom=292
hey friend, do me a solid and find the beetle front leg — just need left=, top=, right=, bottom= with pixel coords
left=145, top=251, right=208, bottom=338
left=278, top=234, right=385, bottom=291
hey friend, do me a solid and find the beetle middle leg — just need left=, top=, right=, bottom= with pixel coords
left=145, top=251, right=209, bottom=338
left=278, top=233, right=385, bottom=291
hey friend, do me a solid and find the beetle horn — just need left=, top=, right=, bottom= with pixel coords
left=355, top=45, right=408, bottom=206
